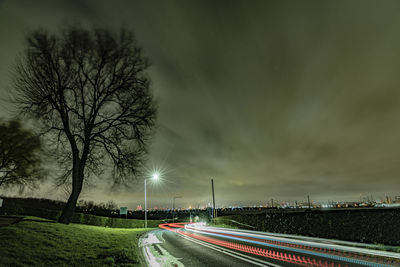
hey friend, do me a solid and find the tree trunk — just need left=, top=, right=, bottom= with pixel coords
left=58, top=156, right=84, bottom=224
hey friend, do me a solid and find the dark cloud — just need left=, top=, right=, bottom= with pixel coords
left=0, top=0, right=399, bottom=208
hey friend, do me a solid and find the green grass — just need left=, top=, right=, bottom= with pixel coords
left=0, top=216, right=151, bottom=266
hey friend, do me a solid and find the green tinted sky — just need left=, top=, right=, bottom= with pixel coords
left=0, top=0, right=399, bottom=208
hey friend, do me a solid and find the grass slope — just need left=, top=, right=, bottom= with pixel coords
left=0, top=217, right=150, bottom=266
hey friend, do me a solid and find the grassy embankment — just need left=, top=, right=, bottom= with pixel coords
left=0, top=216, right=150, bottom=266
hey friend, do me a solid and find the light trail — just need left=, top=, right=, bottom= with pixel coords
left=188, top=225, right=400, bottom=261
left=160, top=223, right=333, bottom=266
left=178, top=231, right=283, bottom=267
left=159, top=223, right=398, bottom=267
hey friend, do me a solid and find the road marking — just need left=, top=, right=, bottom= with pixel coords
left=143, top=246, right=161, bottom=267
left=141, top=232, right=163, bottom=246
left=155, top=244, right=184, bottom=267
left=140, top=230, right=185, bottom=267
left=178, top=230, right=282, bottom=267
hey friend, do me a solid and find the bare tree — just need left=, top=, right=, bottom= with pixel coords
left=0, top=119, right=43, bottom=188
left=13, top=26, right=157, bottom=224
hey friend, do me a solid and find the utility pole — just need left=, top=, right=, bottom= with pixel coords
left=144, top=179, right=147, bottom=228
left=211, top=179, right=216, bottom=220
left=307, top=195, right=311, bottom=209
left=172, top=196, right=182, bottom=223
left=271, top=198, right=274, bottom=208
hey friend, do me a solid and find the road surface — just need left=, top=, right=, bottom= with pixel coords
left=139, top=223, right=400, bottom=267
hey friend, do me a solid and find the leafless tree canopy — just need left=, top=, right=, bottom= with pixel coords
left=0, top=119, right=43, bottom=189
left=14, top=26, right=156, bottom=183
left=13, top=26, right=157, bottom=223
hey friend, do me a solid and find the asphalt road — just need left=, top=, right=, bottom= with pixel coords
left=156, top=228, right=275, bottom=266
left=140, top=223, right=400, bottom=267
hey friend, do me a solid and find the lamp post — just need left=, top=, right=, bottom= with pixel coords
left=211, top=179, right=216, bottom=220
left=145, top=173, right=159, bottom=228
left=172, top=196, right=182, bottom=223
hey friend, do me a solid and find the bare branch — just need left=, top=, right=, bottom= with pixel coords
left=12, top=25, right=157, bottom=223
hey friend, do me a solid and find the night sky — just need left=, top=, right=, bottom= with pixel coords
left=0, top=0, right=399, bottom=208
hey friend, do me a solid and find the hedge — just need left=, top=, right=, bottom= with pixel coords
left=0, top=203, right=162, bottom=228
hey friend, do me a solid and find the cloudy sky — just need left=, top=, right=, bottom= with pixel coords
left=0, top=0, right=399, bottom=208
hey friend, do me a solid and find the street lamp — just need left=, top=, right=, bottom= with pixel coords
left=145, top=173, right=159, bottom=228
left=153, top=173, right=159, bottom=180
